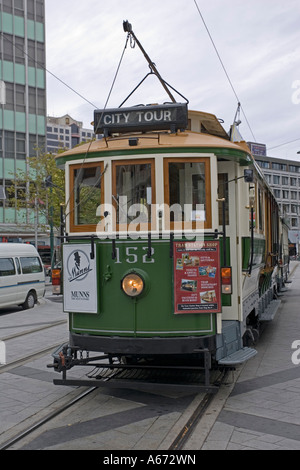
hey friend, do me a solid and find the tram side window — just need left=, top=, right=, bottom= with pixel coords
left=164, top=158, right=211, bottom=228
left=70, top=163, right=104, bottom=228
left=218, top=173, right=229, bottom=225
left=20, top=257, right=43, bottom=274
left=0, top=258, right=16, bottom=276
left=112, top=160, right=154, bottom=227
left=258, top=187, right=264, bottom=231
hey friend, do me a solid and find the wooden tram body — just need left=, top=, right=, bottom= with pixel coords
left=51, top=103, right=288, bottom=385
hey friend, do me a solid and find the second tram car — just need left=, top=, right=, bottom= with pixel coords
left=50, top=24, right=289, bottom=388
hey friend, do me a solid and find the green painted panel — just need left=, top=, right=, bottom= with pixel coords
left=15, top=63, right=25, bottom=85
left=36, top=68, right=45, bottom=89
left=28, top=208, right=35, bottom=224
left=38, top=213, right=47, bottom=224
left=16, top=208, right=27, bottom=224
left=15, top=159, right=26, bottom=174
left=1, top=13, right=13, bottom=34
left=28, top=67, right=36, bottom=87
left=26, top=19, right=44, bottom=42
left=36, top=22, right=44, bottom=42
left=56, top=147, right=250, bottom=168
left=28, top=114, right=37, bottom=133
left=70, top=240, right=216, bottom=338
left=3, top=110, right=14, bottom=131
left=14, top=15, right=25, bottom=37
left=3, top=60, right=14, bottom=82
left=4, top=158, right=15, bottom=178
left=37, top=115, right=45, bottom=135
left=15, top=112, right=26, bottom=132
left=5, top=208, right=16, bottom=223
left=27, top=19, right=35, bottom=40
left=242, top=237, right=265, bottom=270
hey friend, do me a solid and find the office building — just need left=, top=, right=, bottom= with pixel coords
left=0, top=0, right=46, bottom=240
left=47, top=114, right=95, bottom=154
left=249, top=142, right=300, bottom=245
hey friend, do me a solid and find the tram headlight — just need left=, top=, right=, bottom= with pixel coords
left=121, top=272, right=145, bottom=297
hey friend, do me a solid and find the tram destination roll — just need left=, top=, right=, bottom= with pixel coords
left=94, top=103, right=188, bottom=135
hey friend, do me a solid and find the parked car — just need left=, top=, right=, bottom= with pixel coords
left=0, top=243, right=45, bottom=309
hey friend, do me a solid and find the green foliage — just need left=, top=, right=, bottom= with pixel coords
left=7, top=150, right=65, bottom=230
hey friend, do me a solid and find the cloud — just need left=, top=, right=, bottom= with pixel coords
left=45, top=0, right=300, bottom=159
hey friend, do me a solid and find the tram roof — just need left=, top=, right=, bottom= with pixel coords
left=55, top=129, right=253, bottom=167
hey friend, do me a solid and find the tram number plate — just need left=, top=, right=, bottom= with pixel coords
left=113, top=247, right=155, bottom=264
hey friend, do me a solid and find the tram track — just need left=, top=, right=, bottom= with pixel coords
left=169, top=368, right=229, bottom=450
left=0, top=342, right=65, bottom=374
left=0, top=319, right=67, bottom=342
left=0, top=386, right=97, bottom=450
left=0, top=365, right=229, bottom=450
left=0, top=367, right=125, bottom=450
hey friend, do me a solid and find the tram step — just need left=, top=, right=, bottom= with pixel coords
left=218, top=347, right=257, bottom=365
left=259, top=299, right=281, bottom=322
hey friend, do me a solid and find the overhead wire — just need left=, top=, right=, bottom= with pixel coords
left=193, top=0, right=256, bottom=142
left=0, top=31, right=98, bottom=109
left=0, top=29, right=130, bottom=222
left=63, top=33, right=130, bottom=221
left=268, top=138, right=300, bottom=151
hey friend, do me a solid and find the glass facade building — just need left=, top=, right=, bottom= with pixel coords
left=0, top=0, right=46, bottom=235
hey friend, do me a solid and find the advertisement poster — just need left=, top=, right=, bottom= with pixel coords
left=63, top=244, right=97, bottom=313
left=173, top=240, right=221, bottom=314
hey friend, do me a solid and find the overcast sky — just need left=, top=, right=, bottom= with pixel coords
left=45, top=0, right=300, bottom=160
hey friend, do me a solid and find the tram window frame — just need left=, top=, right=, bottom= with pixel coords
left=258, top=186, right=264, bottom=232
left=112, top=158, right=156, bottom=232
left=69, top=161, right=105, bottom=232
left=163, top=157, right=212, bottom=230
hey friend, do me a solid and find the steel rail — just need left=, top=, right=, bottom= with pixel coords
left=0, top=343, right=65, bottom=374
left=169, top=369, right=229, bottom=450
left=1, top=320, right=67, bottom=342
left=0, top=368, right=125, bottom=450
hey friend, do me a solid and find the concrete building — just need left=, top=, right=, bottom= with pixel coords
left=46, top=114, right=95, bottom=154
left=0, top=0, right=46, bottom=240
left=249, top=142, right=300, bottom=253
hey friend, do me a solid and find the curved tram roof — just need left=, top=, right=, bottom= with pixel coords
left=56, top=109, right=253, bottom=168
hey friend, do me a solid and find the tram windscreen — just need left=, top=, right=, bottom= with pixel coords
left=115, top=163, right=152, bottom=224
left=74, top=166, right=102, bottom=225
left=168, top=162, right=206, bottom=222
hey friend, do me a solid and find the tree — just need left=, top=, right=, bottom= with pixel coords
left=7, top=149, right=65, bottom=233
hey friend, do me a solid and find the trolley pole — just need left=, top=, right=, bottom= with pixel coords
left=123, top=20, right=176, bottom=103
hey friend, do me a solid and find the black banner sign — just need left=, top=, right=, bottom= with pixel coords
left=94, top=103, right=188, bottom=135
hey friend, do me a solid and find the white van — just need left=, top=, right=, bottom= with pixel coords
left=0, top=243, right=45, bottom=309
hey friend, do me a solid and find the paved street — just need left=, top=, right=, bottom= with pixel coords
left=186, top=261, right=300, bottom=450
left=2, top=267, right=300, bottom=450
